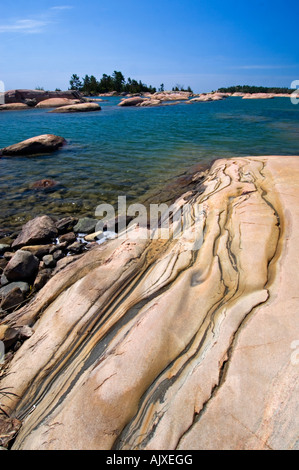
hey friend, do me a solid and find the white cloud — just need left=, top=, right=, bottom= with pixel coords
left=0, top=19, right=48, bottom=34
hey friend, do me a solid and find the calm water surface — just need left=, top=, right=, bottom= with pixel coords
left=0, top=96, right=298, bottom=233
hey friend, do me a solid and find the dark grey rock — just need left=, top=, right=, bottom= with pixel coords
left=55, top=216, right=78, bottom=234
left=0, top=274, right=9, bottom=286
left=42, top=254, right=56, bottom=268
left=33, top=269, right=51, bottom=292
left=58, top=232, right=77, bottom=244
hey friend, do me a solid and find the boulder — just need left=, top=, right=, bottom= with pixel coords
left=12, top=215, right=58, bottom=249
left=0, top=287, right=24, bottom=311
left=0, top=156, right=298, bottom=451
left=35, top=98, right=81, bottom=108
left=68, top=241, right=85, bottom=254
left=50, top=103, right=101, bottom=113
left=58, top=232, right=77, bottom=244
left=118, top=97, right=147, bottom=107
left=0, top=416, right=22, bottom=448
left=0, top=282, right=30, bottom=298
left=73, top=217, right=98, bottom=234
left=242, top=93, right=274, bottom=99
left=4, top=89, right=83, bottom=105
left=42, top=255, right=56, bottom=269
left=0, top=103, right=29, bottom=111
left=0, top=134, right=66, bottom=157
left=0, top=244, right=10, bottom=255
left=55, top=217, right=78, bottom=234
left=30, top=179, right=58, bottom=190
left=32, top=269, right=52, bottom=292
left=3, top=250, right=39, bottom=282
left=20, top=245, right=52, bottom=259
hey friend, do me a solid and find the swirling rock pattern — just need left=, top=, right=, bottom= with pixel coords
left=0, top=156, right=298, bottom=450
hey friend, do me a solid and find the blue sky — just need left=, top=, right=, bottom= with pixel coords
left=0, top=0, right=298, bottom=93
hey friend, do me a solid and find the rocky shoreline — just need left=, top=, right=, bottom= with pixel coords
left=0, top=161, right=210, bottom=356
left=0, top=155, right=298, bottom=450
left=0, top=89, right=292, bottom=113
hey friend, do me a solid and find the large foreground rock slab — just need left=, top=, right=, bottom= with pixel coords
left=4, top=89, right=83, bottom=105
left=0, top=156, right=298, bottom=450
left=0, top=134, right=66, bottom=156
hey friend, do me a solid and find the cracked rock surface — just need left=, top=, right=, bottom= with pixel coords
left=0, top=156, right=298, bottom=450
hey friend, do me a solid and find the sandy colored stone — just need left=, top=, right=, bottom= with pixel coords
left=35, top=98, right=81, bottom=108
left=0, top=103, right=29, bottom=111
left=118, top=97, right=147, bottom=107
left=0, top=156, right=298, bottom=450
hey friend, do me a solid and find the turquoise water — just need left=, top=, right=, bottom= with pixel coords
left=0, top=96, right=298, bottom=233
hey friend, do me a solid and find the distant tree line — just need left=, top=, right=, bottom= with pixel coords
left=217, top=85, right=294, bottom=94
left=69, top=71, right=157, bottom=95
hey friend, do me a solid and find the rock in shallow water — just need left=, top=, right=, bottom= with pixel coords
left=0, top=134, right=66, bottom=157
left=12, top=215, right=58, bottom=249
left=0, top=156, right=298, bottom=450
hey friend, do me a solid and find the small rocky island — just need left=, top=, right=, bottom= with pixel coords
left=0, top=155, right=298, bottom=450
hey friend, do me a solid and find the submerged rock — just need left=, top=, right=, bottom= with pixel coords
left=0, top=134, right=66, bottom=157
